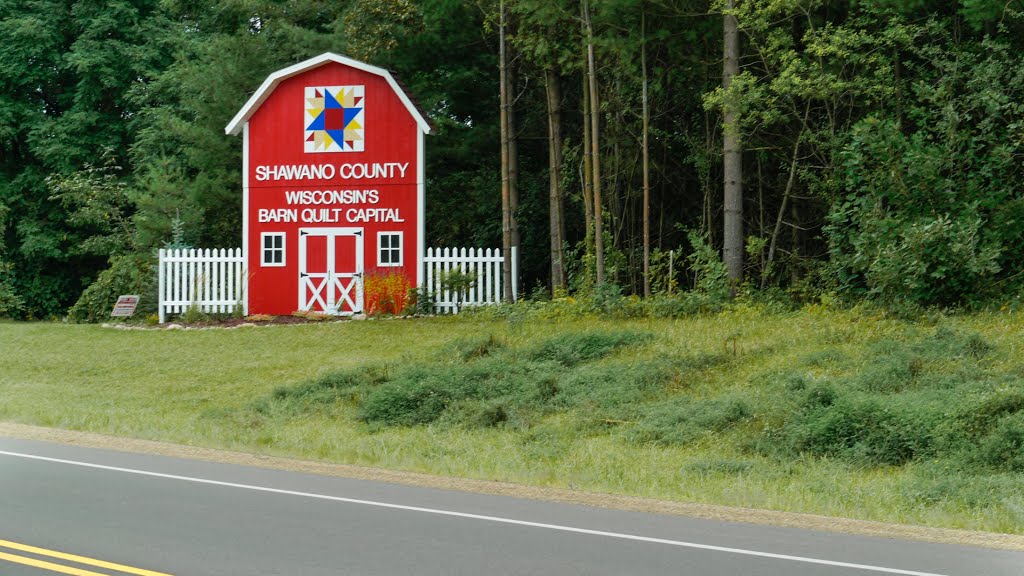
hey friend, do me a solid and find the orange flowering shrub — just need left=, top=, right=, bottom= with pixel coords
left=364, top=269, right=411, bottom=315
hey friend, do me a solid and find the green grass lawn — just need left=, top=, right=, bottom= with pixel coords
left=2, top=307, right=1023, bottom=534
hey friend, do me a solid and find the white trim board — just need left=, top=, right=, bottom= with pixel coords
left=242, top=123, right=250, bottom=315
left=416, top=128, right=425, bottom=287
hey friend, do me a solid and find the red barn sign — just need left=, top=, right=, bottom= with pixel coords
left=226, top=53, right=429, bottom=316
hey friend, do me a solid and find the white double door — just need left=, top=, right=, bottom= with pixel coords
left=298, top=227, right=364, bottom=315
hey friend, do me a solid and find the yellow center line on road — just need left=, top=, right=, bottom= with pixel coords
left=0, top=550, right=109, bottom=576
left=0, top=540, right=173, bottom=576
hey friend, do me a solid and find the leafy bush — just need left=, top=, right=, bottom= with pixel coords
left=685, top=230, right=730, bottom=308
left=0, top=206, right=23, bottom=318
left=845, top=328, right=990, bottom=393
left=258, top=367, right=389, bottom=416
left=850, top=349, right=922, bottom=393
left=407, top=286, right=434, bottom=315
left=181, top=304, right=208, bottom=324
left=358, top=365, right=473, bottom=426
left=827, top=36, right=1024, bottom=307
left=525, top=330, right=653, bottom=367
left=975, top=412, right=1024, bottom=472
left=751, top=327, right=1003, bottom=467
left=956, top=388, right=1024, bottom=440
left=259, top=329, right=659, bottom=429
left=444, top=334, right=506, bottom=361
left=553, top=358, right=676, bottom=418
left=358, top=359, right=559, bottom=426
left=933, top=326, right=992, bottom=359
left=627, top=396, right=751, bottom=446
left=587, top=282, right=627, bottom=315
left=0, top=262, right=23, bottom=318
left=358, top=334, right=662, bottom=428
left=647, top=247, right=681, bottom=295
left=67, top=252, right=157, bottom=323
left=438, top=266, right=479, bottom=309
left=800, top=383, right=839, bottom=409
left=273, top=367, right=384, bottom=402
left=0, top=283, right=23, bottom=318
left=643, top=294, right=695, bottom=318
left=437, top=398, right=514, bottom=429
left=786, top=395, right=940, bottom=466
left=840, top=209, right=999, bottom=307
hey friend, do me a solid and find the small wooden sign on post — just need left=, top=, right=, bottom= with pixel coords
left=111, top=295, right=140, bottom=317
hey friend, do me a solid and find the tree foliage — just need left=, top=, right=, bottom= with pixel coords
left=823, top=15, right=1024, bottom=306
left=2, top=0, right=1024, bottom=319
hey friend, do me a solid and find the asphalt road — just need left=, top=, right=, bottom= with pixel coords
left=0, top=437, right=1020, bottom=576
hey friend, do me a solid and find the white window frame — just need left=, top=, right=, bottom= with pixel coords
left=377, top=231, right=403, bottom=267
left=261, top=232, right=286, bottom=267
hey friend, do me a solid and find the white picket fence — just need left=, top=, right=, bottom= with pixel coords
left=157, top=246, right=516, bottom=321
left=158, top=248, right=245, bottom=323
left=425, top=246, right=517, bottom=314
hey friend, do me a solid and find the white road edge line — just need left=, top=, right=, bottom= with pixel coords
left=0, top=449, right=948, bottom=576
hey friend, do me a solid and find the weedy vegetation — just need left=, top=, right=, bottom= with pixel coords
left=2, top=306, right=1024, bottom=533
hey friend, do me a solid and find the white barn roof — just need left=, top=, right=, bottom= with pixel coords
left=225, top=52, right=431, bottom=136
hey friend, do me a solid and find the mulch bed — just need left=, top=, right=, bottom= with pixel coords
left=104, top=313, right=356, bottom=330
left=190, top=315, right=349, bottom=328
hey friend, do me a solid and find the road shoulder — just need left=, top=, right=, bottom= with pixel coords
left=2, top=420, right=1021, bottom=552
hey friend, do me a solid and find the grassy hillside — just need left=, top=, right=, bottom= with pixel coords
left=2, top=306, right=1023, bottom=534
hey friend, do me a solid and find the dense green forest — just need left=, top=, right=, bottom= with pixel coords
left=1, top=0, right=1023, bottom=320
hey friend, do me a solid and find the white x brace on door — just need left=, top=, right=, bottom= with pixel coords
left=298, top=227, right=364, bottom=315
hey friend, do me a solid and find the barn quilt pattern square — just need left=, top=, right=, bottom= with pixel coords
left=304, top=86, right=365, bottom=152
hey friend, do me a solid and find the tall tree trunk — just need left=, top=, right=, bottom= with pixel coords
left=499, top=0, right=513, bottom=302
left=545, top=67, right=566, bottom=292
left=702, top=111, right=712, bottom=239
left=722, top=0, right=743, bottom=293
left=581, top=50, right=594, bottom=257
left=584, top=0, right=604, bottom=286
left=641, top=8, right=650, bottom=298
left=509, top=62, right=520, bottom=277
